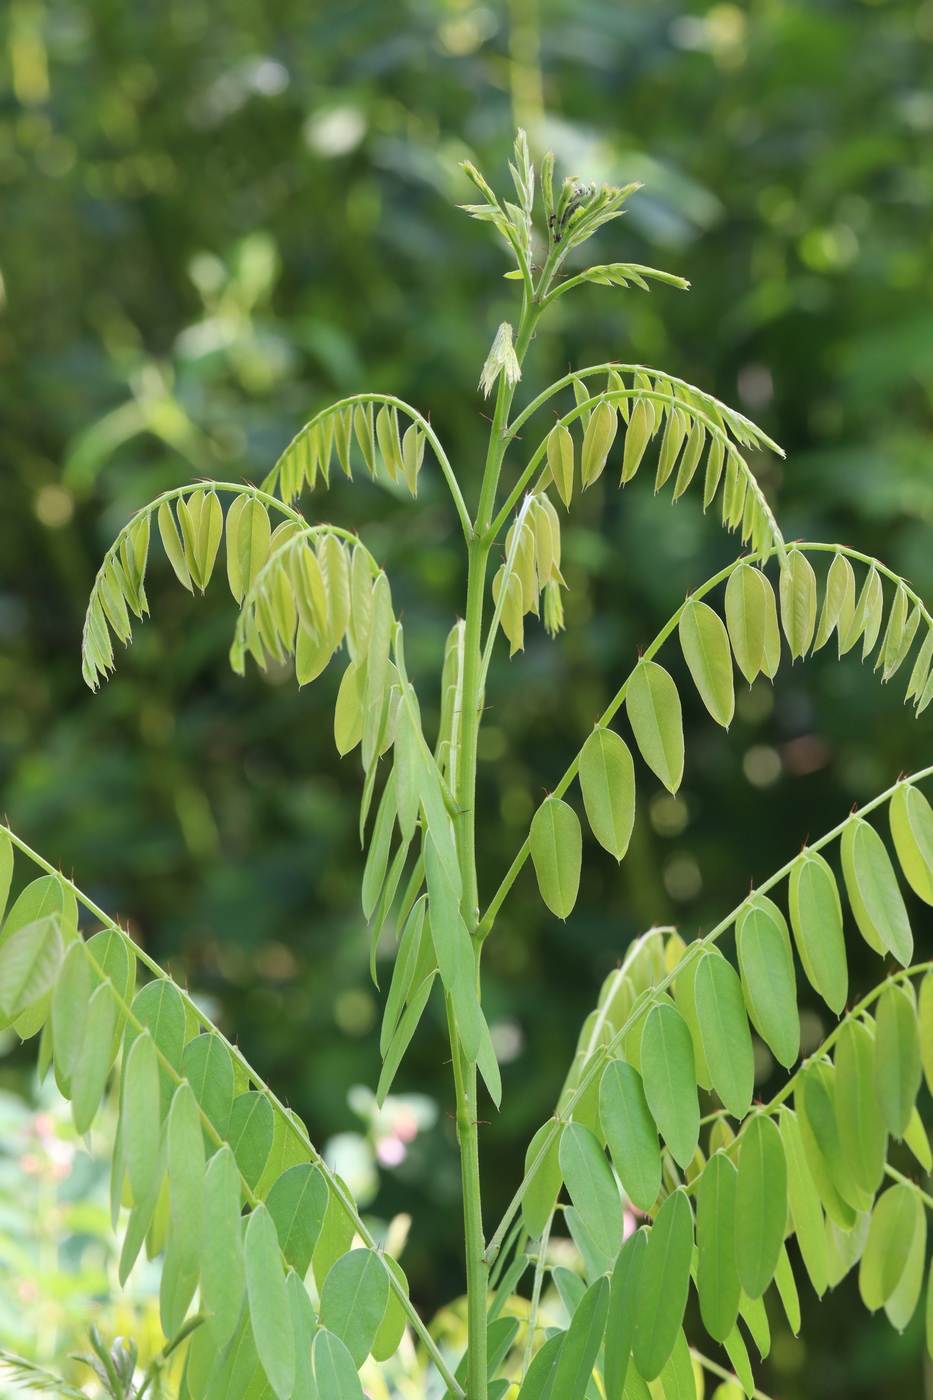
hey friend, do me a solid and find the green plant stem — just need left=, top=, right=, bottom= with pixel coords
left=447, top=994, right=488, bottom=1400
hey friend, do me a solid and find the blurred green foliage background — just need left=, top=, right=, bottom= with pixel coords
left=2, top=0, right=933, bottom=1394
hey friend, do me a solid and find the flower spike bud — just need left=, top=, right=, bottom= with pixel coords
left=479, top=322, right=522, bottom=399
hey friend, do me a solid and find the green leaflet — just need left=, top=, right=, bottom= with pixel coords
left=226, top=497, right=271, bottom=604
left=735, top=896, right=799, bottom=1068
left=814, top=552, right=854, bottom=652
left=72, top=981, right=117, bottom=1135
left=202, top=1147, right=247, bottom=1347
left=183, top=1032, right=236, bottom=1152
left=874, top=982, right=922, bottom=1139
left=799, top=1063, right=868, bottom=1221
left=311, top=1178, right=356, bottom=1290
left=371, top=1255, right=409, bottom=1363
left=779, top=1107, right=828, bottom=1298
left=859, top=1183, right=920, bottom=1311
left=722, top=1323, right=754, bottom=1399
left=598, top=1059, right=661, bottom=1213
left=167, top=1081, right=206, bottom=1280
left=160, top=1227, right=198, bottom=1342
left=904, top=1105, right=932, bottom=1172
left=313, top=1329, right=365, bottom=1400
left=361, top=770, right=397, bottom=921
left=625, top=660, right=684, bottom=794
left=734, top=1115, right=786, bottom=1299
left=245, top=1202, right=295, bottom=1400
left=694, top=951, right=753, bottom=1120
left=738, top=1290, right=770, bottom=1360
left=127, top=979, right=186, bottom=1118
left=521, top=1121, right=563, bottom=1238
left=123, top=1030, right=161, bottom=1204
left=319, top=1248, right=390, bottom=1367
left=256, top=1105, right=312, bottom=1200
left=266, top=1163, right=329, bottom=1277
left=697, top=1151, right=740, bottom=1343
left=604, top=1228, right=646, bottom=1400
left=394, top=700, right=423, bottom=843
left=52, top=940, right=92, bottom=1097
left=286, top=1270, right=318, bottom=1400
left=85, top=927, right=134, bottom=1056
left=840, top=564, right=882, bottom=658
left=640, top=1002, right=699, bottom=1169
left=632, top=1190, right=694, bottom=1382
left=550, top=1275, right=610, bottom=1400
left=565, top=1205, right=613, bottom=1284
left=516, top=1332, right=565, bottom=1400
left=885, top=1195, right=926, bottom=1332
left=119, top=1148, right=166, bottom=1285
left=557, top=1121, right=623, bottom=1259
left=921, top=974, right=933, bottom=1096
left=840, top=817, right=913, bottom=966
left=578, top=728, right=636, bottom=861
left=889, top=783, right=933, bottom=905
left=0, top=829, right=12, bottom=924
left=0, top=915, right=64, bottom=1020
left=377, top=972, right=436, bottom=1105
left=678, top=598, right=735, bottom=727
left=779, top=549, right=817, bottom=659
left=581, top=400, right=618, bottom=486
left=334, top=661, right=365, bottom=755
left=672, top=949, right=711, bottom=1091
left=826, top=1210, right=871, bottom=1289
left=835, top=1020, right=887, bottom=1195
left=774, top=1244, right=801, bottom=1336
left=724, top=563, right=768, bottom=684
left=380, top=896, right=430, bottom=1057
left=788, top=850, right=847, bottom=1014
left=228, top=1091, right=275, bottom=1192
left=529, top=796, right=582, bottom=919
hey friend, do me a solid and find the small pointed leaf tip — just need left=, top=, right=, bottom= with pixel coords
left=479, top=322, right=521, bottom=398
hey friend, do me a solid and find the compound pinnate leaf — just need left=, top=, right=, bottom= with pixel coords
left=736, top=896, right=799, bottom=1068
left=625, top=660, right=684, bottom=794
left=788, top=851, right=847, bottom=1015
left=123, top=1030, right=161, bottom=1204
left=266, top=1163, right=329, bottom=1277
left=603, top=1228, right=646, bottom=1400
left=521, top=1121, right=563, bottom=1239
left=202, top=1146, right=246, bottom=1347
left=167, top=1082, right=206, bottom=1280
left=697, top=1151, right=740, bottom=1342
left=841, top=817, right=912, bottom=965
left=859, top=1183, right=921, bottom=1311
left=779, top=550, right=817, bottom=659
left=889, top=784, right=933, bottom=905
left=835, top=1020, right=887, bottom=1196
left=579, top=728, right=635, bottom=861
left=228, top=1091, right=275, bottom=1192
left=183, top=1032, right=235, bottom=1151
left=874, top=982, right=922, bottom=1139
left=551, top=1276, right=610, bottom=1400
left=780, top=1107, right=828, bottom=1298
left=319, top=1248, right=390, bottom=1368
left=245, top=1202, right=295, bottom=1400
left=312, top=1329, right=365, bottom=1400
left=598, top=1059, right=660, bottom=1213
left=640, top=1002, right=698, bottom=1169
left=71, top=981, right=117, bottom=1135
left=694, top=951, right=754, bottom=1120
left=734, top=1115, right=787, bottom=1299
left=632, top=1189, right=694, bottom=1381
left=530, top=796, right=582, bottom=919
left=678, top=598, right=734, bottom=727
left=558, top=1121, right=623, bottom=1259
